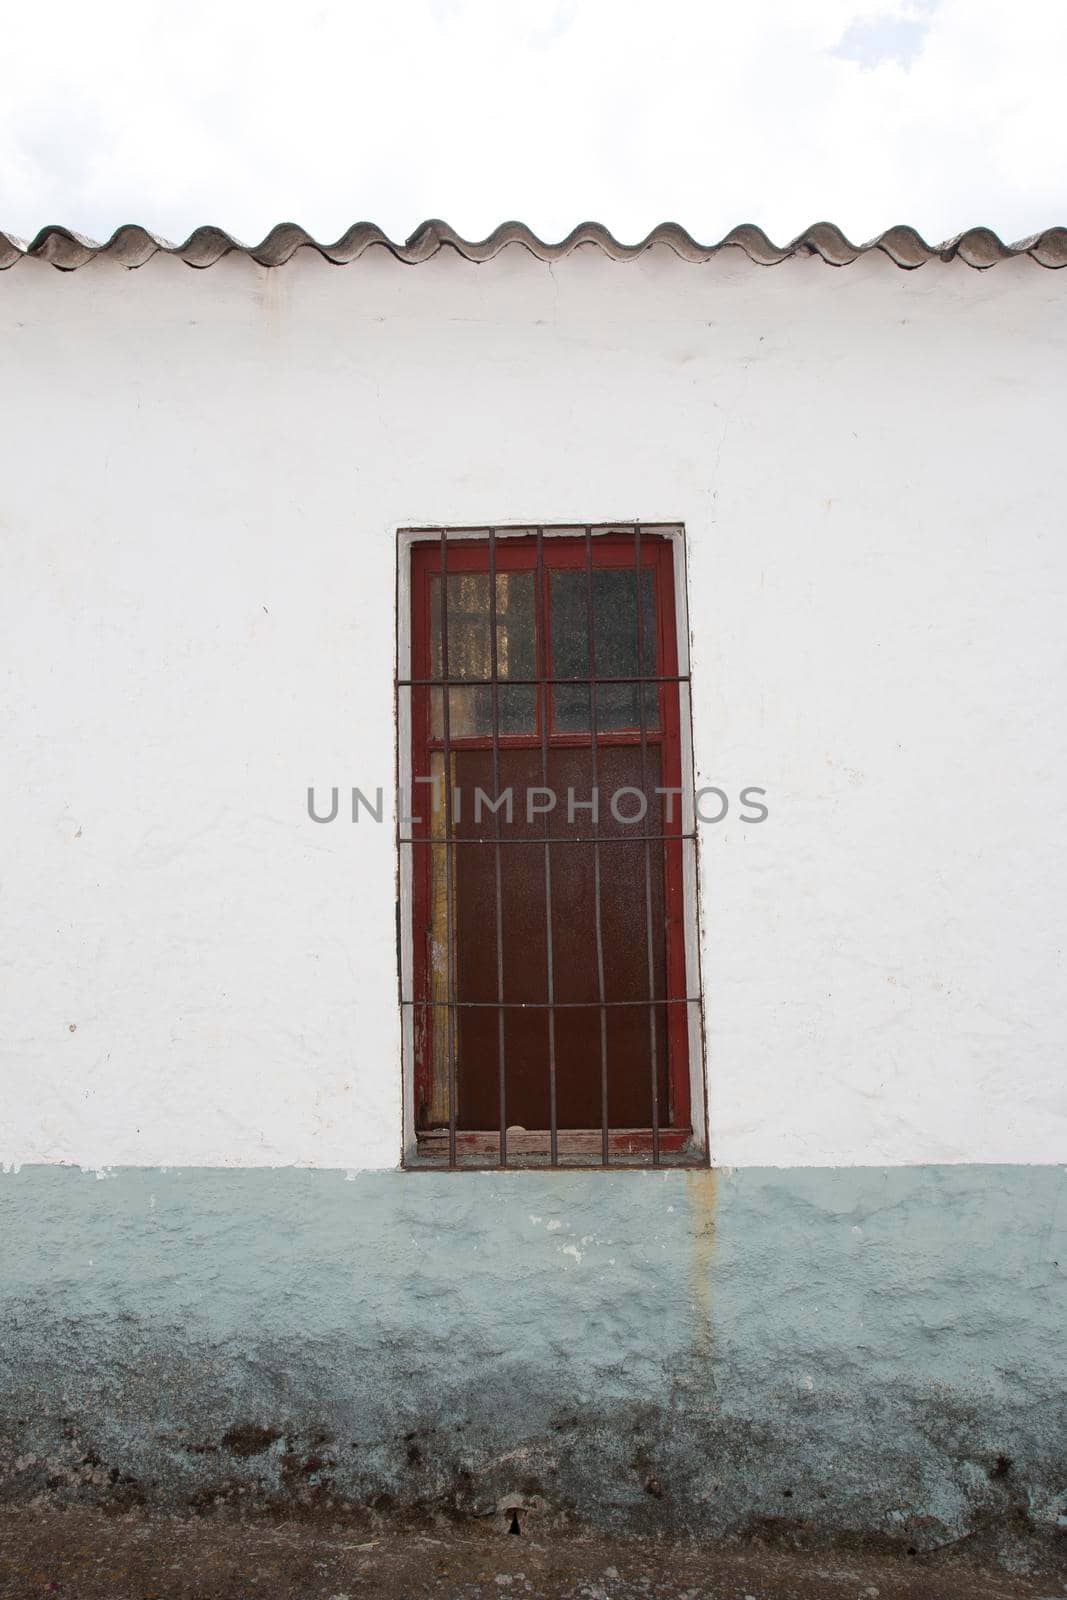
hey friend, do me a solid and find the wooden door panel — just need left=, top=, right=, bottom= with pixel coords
left=452, top=745, right=668, bottom=1129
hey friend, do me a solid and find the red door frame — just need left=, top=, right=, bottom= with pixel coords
left=407, top=530, right=690, bottom=1137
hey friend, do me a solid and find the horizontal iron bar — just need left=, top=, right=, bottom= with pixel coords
left=402, top=997, right=701, bottom=1009
left=398, top=833, right=698, bottom=846
left=405, top=1160, right=710, bottom=1172
left=398, top=674, right=690, bottom=687
left=405, top=523, right=665, bottom=535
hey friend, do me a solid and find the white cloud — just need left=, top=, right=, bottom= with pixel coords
left=831, top=5, right=936, bottom=69
left=0, top=0, right=1063, bottom=245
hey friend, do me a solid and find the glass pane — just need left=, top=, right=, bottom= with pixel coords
left=551, top=568, right=659, bottom=733
left=430, top=571, right=536, bottom=737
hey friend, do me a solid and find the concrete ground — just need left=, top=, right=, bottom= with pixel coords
left=1, top=1512, right=1066, bottom=1600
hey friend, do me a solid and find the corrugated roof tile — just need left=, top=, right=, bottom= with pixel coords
left=1, top=220, right=1065, bottom=272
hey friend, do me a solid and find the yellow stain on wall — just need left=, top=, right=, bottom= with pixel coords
left=685, top=1167, right=719, bottom=1361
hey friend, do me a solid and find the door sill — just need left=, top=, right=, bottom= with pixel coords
left=414, top=1125, right=694, bottom=1161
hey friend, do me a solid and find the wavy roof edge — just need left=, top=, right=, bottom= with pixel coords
left=2, top=219, right=1066, bottom=272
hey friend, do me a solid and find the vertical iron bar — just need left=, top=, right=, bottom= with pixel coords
left=488, top=531, right=508, bottom=1167
left=536, top=529, right=559, bottom=1165
left=439, top=529, right=458, bottom=1168
left=584, top=527, right=610, bottom=1167
left=394, top=539, right=402, bottom=1012
left=633, top=527, right=661, bottom=1165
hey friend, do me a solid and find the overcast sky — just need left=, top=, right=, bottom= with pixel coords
left=2, top=0, right=1063, bottom=248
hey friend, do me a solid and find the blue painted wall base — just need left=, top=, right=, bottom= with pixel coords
left=2, top=1165, right=1065, bottom=1547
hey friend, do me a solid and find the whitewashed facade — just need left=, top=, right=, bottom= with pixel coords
left=1, top=228, right=1065, bottom=1541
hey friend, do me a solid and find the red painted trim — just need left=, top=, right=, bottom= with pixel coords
left=410, top=551, right=432, bottom=1122
left=407, top=531, right=692, bottom=1138
left=425, top=732, right=667, bottom=751
left=653, top=539, right=690, bottom=1129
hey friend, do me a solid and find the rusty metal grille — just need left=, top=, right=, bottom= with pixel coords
left=397, top=525, right=705, bottom=1170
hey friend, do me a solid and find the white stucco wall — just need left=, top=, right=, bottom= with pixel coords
left=1, top=244, right=1065, bottom=1170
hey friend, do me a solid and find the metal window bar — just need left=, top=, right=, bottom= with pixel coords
left=400, top=834, right=696, bottom=847
left=399, top=675, right=690, bottom=686
left=487, top=530, right=508, bottom=1167
left=401, top=526, right=698, bottom=1170
left=410, top=997, right=701, bottom=1009
left=633, top=525, right=660, bottom=1165
left=439, top=528, right=458, bottom=1168
left=536, top=528, right=560, bottom=1165
left=584, top=527, right=611, bottom=1166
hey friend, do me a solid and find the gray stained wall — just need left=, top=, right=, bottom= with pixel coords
left=2, top=1164, right=1065, bottom=1547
